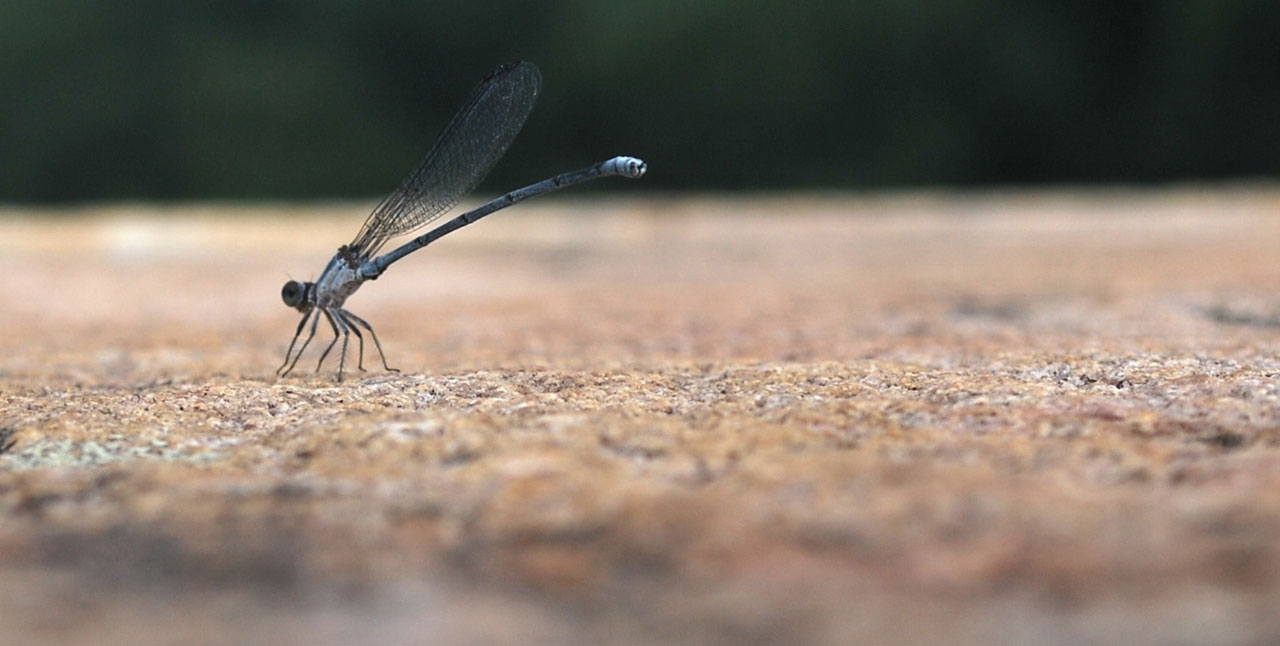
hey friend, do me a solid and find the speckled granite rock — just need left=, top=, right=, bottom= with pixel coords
left=3, top=191, right=1280, bottom=644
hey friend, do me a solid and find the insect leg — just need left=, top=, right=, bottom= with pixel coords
left=342, top=309, right=399, bottom=373
left=277, top=310, right=313, bottom=375
left=281, top=309, right=321, bottom=377
left=314, top=309, right=342, bottom=373
left=332, top=311, right=353, bottom=381
left=338, top=310, right=368, bottom=372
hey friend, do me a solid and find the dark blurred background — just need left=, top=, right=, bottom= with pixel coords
left=2, top=1, right=1278, bottom=202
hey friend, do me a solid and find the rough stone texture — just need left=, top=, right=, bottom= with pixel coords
left=3, top=191, right=1280, bottom=644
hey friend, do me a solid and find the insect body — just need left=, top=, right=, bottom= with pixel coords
left=278, top=61, right=646, bottom=380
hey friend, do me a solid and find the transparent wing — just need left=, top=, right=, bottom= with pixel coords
left=348, top=61, right=541, bottom=259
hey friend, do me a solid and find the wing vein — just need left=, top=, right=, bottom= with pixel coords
left=348, top=61, right=541, bottom=259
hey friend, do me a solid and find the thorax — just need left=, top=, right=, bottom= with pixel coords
left=312, top=247, right=365, bottom=307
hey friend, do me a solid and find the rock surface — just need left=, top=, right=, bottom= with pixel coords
left=3, top=191, right=1280, bottom=644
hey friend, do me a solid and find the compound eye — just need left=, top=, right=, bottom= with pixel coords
left=281, top=281, right=303, bottom=307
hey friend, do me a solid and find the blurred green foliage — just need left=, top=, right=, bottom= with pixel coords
left=1, top=1, right=1277, bottom=201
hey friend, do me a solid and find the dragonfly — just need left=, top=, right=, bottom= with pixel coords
left=277, top=61, right=646, bottom=380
